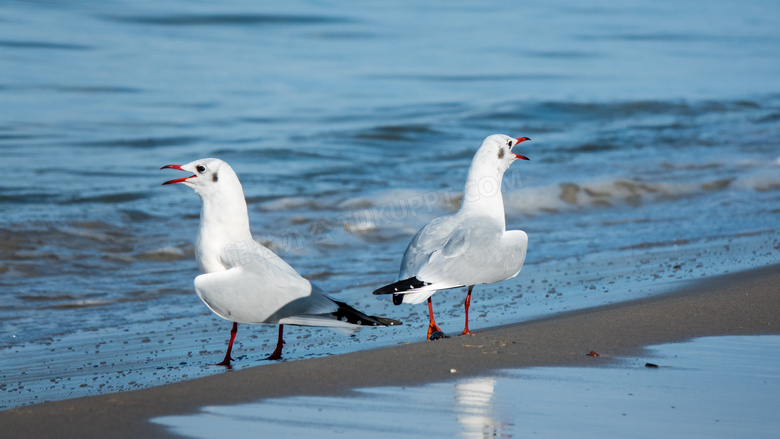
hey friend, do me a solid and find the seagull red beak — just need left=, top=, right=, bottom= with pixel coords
left=513, top=137, right=531, bottom=161
left=161, top=164, right=196, bottom=185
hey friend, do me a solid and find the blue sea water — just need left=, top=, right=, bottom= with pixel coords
left=1, top=0, right=779, bottom=408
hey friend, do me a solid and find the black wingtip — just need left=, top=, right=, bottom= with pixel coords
left=373, top=277, right=431, bottom=295
left=373, top=315, right=403, bottom=326
left=331, top=300, right=403, bottom=327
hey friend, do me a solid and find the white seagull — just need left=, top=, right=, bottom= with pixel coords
left=162, top=158, right=401, bottom=366
left=373, top=134, right=530, bottom=340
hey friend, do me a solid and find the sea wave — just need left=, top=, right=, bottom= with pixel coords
left=260, top=160, right=780, bottom=224
left=505, top=169, right=780, bottom=217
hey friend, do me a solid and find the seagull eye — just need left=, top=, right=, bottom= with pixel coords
left=507, top=140, right=513, bottom=147
left=196, top=165, right=206, bottom=173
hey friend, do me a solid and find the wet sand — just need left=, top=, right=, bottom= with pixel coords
left=2, top=263, right=778, bottom=438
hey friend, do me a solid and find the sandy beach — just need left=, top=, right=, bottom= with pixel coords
left=1, top=263, right=777, bottom=438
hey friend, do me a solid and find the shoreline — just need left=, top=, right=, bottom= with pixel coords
left=2, top=263, right=778, bottom=438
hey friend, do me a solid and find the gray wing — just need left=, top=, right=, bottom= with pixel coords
left=194, top=261, right=340, bottom=325
left=400, top=215, right=526, bottom=289
left=196, top=240, right=380, bottom=333
left=398, top=214, right=460, bottom=281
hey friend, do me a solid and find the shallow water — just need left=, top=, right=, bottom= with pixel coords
left=153, top=335, right=780, bottom=438
left=1, top=0, right=779, bottom=408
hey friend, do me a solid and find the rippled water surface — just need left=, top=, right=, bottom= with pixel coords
left=1, top=0, right=779, bottom=408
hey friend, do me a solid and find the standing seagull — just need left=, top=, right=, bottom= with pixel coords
left=373, top=134, right=530, bottom=340
left=162, top=158, right=401, bottom=366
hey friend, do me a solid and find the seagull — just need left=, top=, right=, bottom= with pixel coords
left=162, top=158, right=401, bottom=366
left=373, top=134, right=530, bottom=340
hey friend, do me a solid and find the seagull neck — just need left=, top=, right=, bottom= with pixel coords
left=198, top=193, right=253, bottom=250
left=458, top=166, right=507, bottom=226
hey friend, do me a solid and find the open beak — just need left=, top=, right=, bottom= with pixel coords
left=161, top=164, right=196, bottom=185
left=512, top=137, right=531, bottom=161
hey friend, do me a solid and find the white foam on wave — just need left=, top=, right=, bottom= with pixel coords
left=504, top=179, right=689, bottom=216
left=256, top=160, right=780, bottom=233
left=337, top=188, right=449, bottom=210
left=259, top=196, right=329, bottom=212
left=57, top=227, right=114, bottom=243
left=504, top=165, right=780, bottom=217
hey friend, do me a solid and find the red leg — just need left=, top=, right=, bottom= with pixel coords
left=460, top=285, right=483, bottom=336
left=266, top=324, right=285, bottom=361
left=214, top=322, right=238, bottom=367
left=426, top=297, right=445, bottom=340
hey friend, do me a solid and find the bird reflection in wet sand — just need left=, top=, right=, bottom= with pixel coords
left=455, top=377, right=510, bottom=438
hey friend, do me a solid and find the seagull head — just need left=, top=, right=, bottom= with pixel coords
left=161, top=158, right=242, bottom=199
left=474, top=134, right=530, bottom=174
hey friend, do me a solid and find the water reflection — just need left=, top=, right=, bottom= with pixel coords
left=455, top=378, right=505, bottom=439
left=153, top=336, right=780, bottom=439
